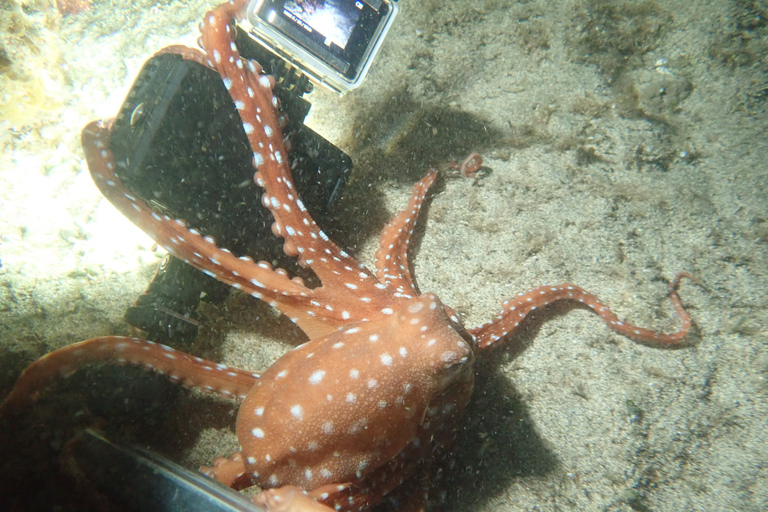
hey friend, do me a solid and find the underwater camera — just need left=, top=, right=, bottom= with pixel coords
left=109, top=0, right=398, bottom=343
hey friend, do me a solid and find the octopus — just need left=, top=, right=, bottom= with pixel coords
left=0, top=1, right=697, bottom=511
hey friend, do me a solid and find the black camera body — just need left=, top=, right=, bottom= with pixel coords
left=109, top=1, right=398, bottom=343
left=110, top=31, right=351, bottom=342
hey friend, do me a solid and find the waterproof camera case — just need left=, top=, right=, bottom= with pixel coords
left=244, top=0, right=398, bottom=94
left=108, top=30, right=352, bottom=343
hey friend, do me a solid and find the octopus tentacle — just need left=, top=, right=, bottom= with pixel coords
left=83, top=121, right=367, bottom=338
left=256, top=485, right=336, bottom=512
left=470, top=272, right=697, bottom=349
left=82, top=122, right=306, bottom=298
left=198, top=6, right=394, bottom=316
left=79, top=56, right=385, bottom=338
left=200, top=451, right=254, bottom=490
left=81, top=122, right=354, bottom=337
left=0, top=336, right=259, bottom=416
left=156, top=45, right=211, bottom=67
left=375, top=170, right=438, bottom=298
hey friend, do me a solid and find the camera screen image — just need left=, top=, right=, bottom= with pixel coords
left=284, top=0, right=361, bottom=50
left=247, top=0, right=397, bottom=92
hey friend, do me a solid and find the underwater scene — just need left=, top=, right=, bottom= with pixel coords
left=1, top=0, right=766, bottom=510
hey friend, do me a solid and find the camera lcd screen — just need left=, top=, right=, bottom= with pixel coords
left=283, top=0, right=361, bottom=50
left=247, top=0, right=396, bottom=91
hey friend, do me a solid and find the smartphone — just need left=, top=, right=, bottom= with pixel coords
left=107, top=49, right=352, bottom=342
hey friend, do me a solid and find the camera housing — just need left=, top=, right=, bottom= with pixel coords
left=109, top=32, right=353, bottom=343
left=106, top=3, right=399, bottom=343
left=244, top=0, right=398, bottom=94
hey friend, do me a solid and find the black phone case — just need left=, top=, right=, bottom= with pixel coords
left=107, top=51, right=351, bottom=342
left=109, top=52, right=349, bottom=260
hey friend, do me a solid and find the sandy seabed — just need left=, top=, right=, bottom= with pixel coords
left=1, top=0, right=766, bottom=511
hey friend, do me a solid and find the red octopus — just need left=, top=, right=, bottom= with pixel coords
left=0, top=1, right=696, bottom=510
